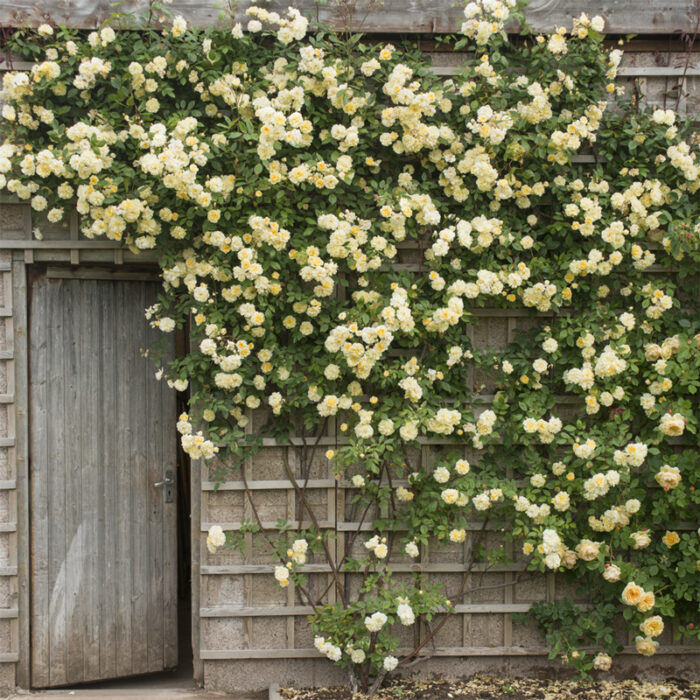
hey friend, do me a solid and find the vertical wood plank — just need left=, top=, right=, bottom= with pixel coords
left=420, top=444, right=431, bottom=652
left=29, top=278, right=48, bottom=687
left=191, top=454, right=203, bottom=685
left=99, top=280, right=117, bottom=680
left=326, top=418, right=336, bottom=609
left=145, top=282, right=165, bottom=672
left=63, top=280, right=84, bottom=683
left=466, top=325, right=475, bottom=392
left=161, top=293, right=178, bottom=670
left=130, top=281, right=148, bottom=676
left=12, top=260, right=30, bottom=689
left=335, top=483, right=346, bottom=599
left=82, top=280, right=100, bottom=680
left=69, top=211, right=79, bottom=266
left=114, top=280, right=133, bottom=677
left=502, top=317, right=516, bottom=649
left=47, top=280, right=67, bottom=687
left=243, top=410, right=253, bottom=648
left=286, top=485, right=295, bottom=649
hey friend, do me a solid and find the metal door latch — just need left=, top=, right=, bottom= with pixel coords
left=154, top=470, right=174, bottom=503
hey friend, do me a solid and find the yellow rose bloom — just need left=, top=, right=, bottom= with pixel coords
left=634, top=636, right=658, bottom=656
left=640, top=615, right=664, bottom=638
left=637, top=591, right=656, bottom=613
left=662, top=531, right=680, bottom=547
left=621, top=582, right=644, bottom=607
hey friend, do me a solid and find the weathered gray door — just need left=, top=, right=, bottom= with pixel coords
left=29, top=273, right=178, bottom=687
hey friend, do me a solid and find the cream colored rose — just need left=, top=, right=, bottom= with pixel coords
left=544, top=553, right=561, bottom=569
left=637, top=591, right=656, bottom=613
left=274, top=565, right=290, bottom=587
left=662, top=531, right=680, bottom=548
left=644, top=343, right=662, bottom=361
left=662, top=335, right=680, bottom=354
left=449, top=529, right=466, bottom=543
left=635, top=635, right=658, bottom=656
left=575, top=539, right=601, bottom=561
left=631, top=531, right=652, bottom=549
left=655, top=465, right=681, bottom=490
left=640, top=615, right=664, bottom=638
left=206, top=524, right=226, bottom=553
left=621, top=582, right=644, bottom=606
left=374, top=543, right=388, bottom=559
left=659, top=412, right=685, bottom=437
left=593, top=652, right=612, bottom=670
left=441, top=489, right=459, bottom=505
left=561, top=550, right=577, bottom=569
left=603, top=564, right=621, bottom=582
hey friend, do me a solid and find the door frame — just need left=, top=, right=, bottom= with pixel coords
left=25, top=265, right=184, bottom=687
left=0, top=247, right=201, bottom=690
left=0, top=197, right=203, bottom=689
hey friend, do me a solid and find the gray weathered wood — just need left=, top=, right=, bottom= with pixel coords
left=0, top=0, right=697, bottom=33
left=199, top=603, right=543, bottom=617
left=201, top=562, right=529, bottom=575
left=28, top=272, right=49, bottom=687
left=48, top=279, right=67, bottom=686
left=191, top=457, right=203, bottom=686
left=46, top=268, right=160, bottom=282
left=63, top=279, right=84, bottom=683
left=146, top=282, right=165, bottom=673
left=99, top=275, right=117, bottom=681
left=161, top=338, right=178, bottom=670
left=198, top=644, right=700, bottom=660
left=81, top=281, right=98, bottom=681
left=130, top=281, right=148, bottom=676
left=29, top=275, right=177, bottom=687
left=11, top=259, right=30, bottom=689
left=114, top=280, right=133, bottom=678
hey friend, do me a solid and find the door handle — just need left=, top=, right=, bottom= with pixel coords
left=154, top=470, right=175, bottom=502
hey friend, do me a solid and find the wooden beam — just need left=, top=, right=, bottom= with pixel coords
left=46, top=268, right=160, bottom=282
left=200, top=603, right=552, bottom=617
left=201, top=562, right=529, bottom=575
left=0, top=0, right=698, bottom=34
left=432, top=66, right=700, bottom=77
left=199, top=644, right=700, bottom=660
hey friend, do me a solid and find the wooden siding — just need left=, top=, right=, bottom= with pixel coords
left=29, top=275, right=178, bottom=687
left=0, top=26, right=698, bottom=692
left=0, top=0, right=698, bottom=33
left=0, top=254, right=28, bottom=693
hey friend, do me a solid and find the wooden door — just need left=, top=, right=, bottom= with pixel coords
left=29, top=273, right=178, bottom=687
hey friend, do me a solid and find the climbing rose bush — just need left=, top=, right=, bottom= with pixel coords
left=1, top=0, right=699, bottom=691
